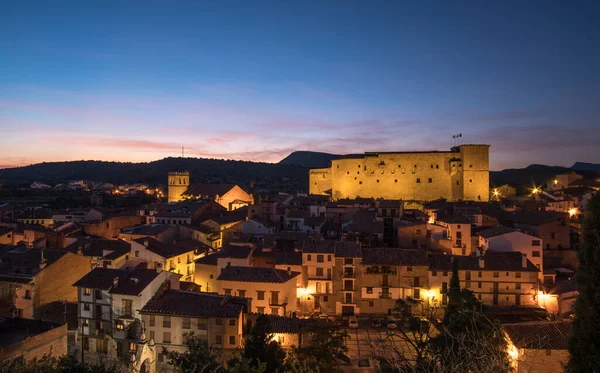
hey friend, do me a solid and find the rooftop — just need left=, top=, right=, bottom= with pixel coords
left=72, top=266, right=161, bottom=296
left=218, top=265, right=300, bottom=283
left=428, top=252, right=539, bottom=272
left=133, top=237, right=195, bottom=259
left=120, top=224, right=173, bottom=236
left=183, top=183, right=238, bottom=197
left=478, top=226, right=520, bottom=239
left=503, top=321, right=572, bottom=350
left=335, top=242, right=363, bottom=258
left=141, top=289, right=247, bottom=318
left=362, top=248, right=427, bottom=265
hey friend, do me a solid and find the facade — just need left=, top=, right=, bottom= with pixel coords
left=301, top=241, right=337, bottom=315
left=182, top=183, right=254, bottom=211
left=72, top=266, right=179, bottom=368
left=0, top=319, right=68, bottom=362
left=140, top=289, right=248, bottom=370
left=167, top=171, right=190, bottom=203
left=309, top=144, right=490, bottom=202
left=53, top=209, right=103, bottom=224
left=428, top=252, right=539, bottom=307
left=478, top=226, right=543, bottom=280
left=130, top=238, right=196, bottom=282
left=504, top=321, right=571, bottom=373
left=118, top=224, right=176, bottom=243
left=429, top=216, right=473, bottom=255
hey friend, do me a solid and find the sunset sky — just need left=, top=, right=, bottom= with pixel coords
left=1, top=0, right=599, bottom=170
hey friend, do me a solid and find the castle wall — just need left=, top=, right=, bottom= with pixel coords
left=309, top=145, right=490, bottom=202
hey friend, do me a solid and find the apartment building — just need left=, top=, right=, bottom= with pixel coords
left=140, top=290, right=248, bottom=371
left=430, top=216, right=473, bottom=255
left=428, top=252, right=539, bottom=307
left=130, top=238, right=196, bottom=281
left=301, top=240, right=336, bottom=315
left=194, top=245, right=253, bottom=293
left=333, top=242, right=363, bottom=316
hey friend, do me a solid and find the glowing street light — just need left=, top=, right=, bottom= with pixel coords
left=492, top=188, right=500, bottom=199
left=568, top=208, right=579, bottom=217
left=531, top=187, right=540, bottom=195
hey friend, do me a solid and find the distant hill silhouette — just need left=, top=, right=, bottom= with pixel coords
left=1, top=153, right=597, bottom=195
left=571, top=162, right=600, bottom=172
left=278, top=151, right=341, bottom=168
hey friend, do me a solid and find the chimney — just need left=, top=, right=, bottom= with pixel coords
left=156, top=263, right=163, bottom=273
left=113, top=276, right=119, bottom=288
left=287, top=268, right=292, bottom=276
left=39, top=249, right=47, bottom=270
left=478, top=257, right=485, bottom=269
left=522, top=253, right=528, bottom=269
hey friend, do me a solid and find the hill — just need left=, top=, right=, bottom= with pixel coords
left=0, top=157, right=309, bottom=194
left=571, top=162, right=600, bottom=172
left=278, top=151, right=341, bottom=168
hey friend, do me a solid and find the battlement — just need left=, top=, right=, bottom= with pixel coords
left=168, top=171, right=190, bottom=176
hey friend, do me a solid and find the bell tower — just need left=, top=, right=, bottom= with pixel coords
left=167, top=171, right=190, bottom=202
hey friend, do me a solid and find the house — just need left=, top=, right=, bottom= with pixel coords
left=180, top=223, right=221, bottom=249
left=149, top=200, right=224, bottom=226
left=0, top=246, right=90, bottom=319
left=301, top=241, right=337, bottom=315
left=478, top=226, right=543, bottom=280
left=194, top=244, right=254, bottom=293
left=15, top=209, right=55, bottom=227
left=130, top=238, right=196, bottom=281
left=72, top=266, right=179, bottom=367
left=497, top=211, right=570, bottom=250
left=504, top=321, right=571, bottom=373
left=347, top=209, right=384, bottom=246
left=182, top=184, right=254, bottom=211
left=491, top=184, right=516, bottom=200
left=243, top=217, right=277, bottom=235
left=358, top=247, right=429, bottom=316
left=429, top=216, right=473, bottom=255
left=397, top=221, right=429, bottom=248
left=333, top=242, right=364, bottom=316
left=140, top=290, right=249, bottom=370
left=217, top=266, right=299, bottom=316
left=65, top=237, right=131, bottom=269
left=200, top=208, right=247, bottom=248
left=118, top=224, right=176, bottom=243
left=0, top=227, right=13, bottom=245
left=0, top=318, right=68, bottom=362
left=53, top=209, right=103, bottom=224
left=428, top=252, right=539, bottom=307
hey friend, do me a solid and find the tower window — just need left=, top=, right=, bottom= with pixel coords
left=436, top=165, right=439, bottom=169
left=416, top=178, right=421, bottom=184
left=377, top=179, right=379, bottom=183
left=470, top=164, right=473, bottom=168
left=395, top=179, right=398, bottom=183
left=428, top=178, right=432, bottom=183
left=469, top=179, right=473, bottom=183
left=430, top=165, right=433, bottom=169
left=357, top=171, right=360, bottom=175
left=359, top=181, right=362, bottom=185
left=456, top=181, right=460, bottom=185
left=347, top=171, right=349, bottom=175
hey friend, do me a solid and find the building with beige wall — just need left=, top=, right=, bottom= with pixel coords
left=428, top=216, right=473, bottom=255
left=193, top=245, right=254, bottom=293
left=428, top=252, right=539, bottom=307
left=141, top=289, right=248, bottom=370
left=130, top=238, right=196, bottom=282
left=181, top=183, right=254, bottom=211
left=301, top=241, right=336, bottom=315
left=504, top=321, right=571, bottom=373
left=167, top=171, right=190, bottom=203
left=478, top=226, right=543, bottom=280
left=309, top=144, right=490, bottom=202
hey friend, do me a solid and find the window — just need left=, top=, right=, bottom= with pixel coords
left=493, top=272, right=499, bottom=278
left=94, top=289, right=102, bottom=300
left=407, top=266, right=412, bottom=272
left=430, top=164, right=433, bottom=169
left=271, top=307, right=279, bottom=315
left=149, top=330, right=155, bottom=341
left=369, top=300, right=374, bottom=307
left=307, top=255, right=312, bottom=262
left=149, top=315, right=155, bottom=326
left=224, top=289, right=232, bottom=296
left=122, top=299, right=133, bottom=317
left=129, top=342, right=136, bottom=351
left=532, top=240, right=541, bottom=246
left=83, top=337, right=89, bottom=351
left=344, top=258, right=353, bottom=265
left=469, top=179, right=473, bottom=183
left=478, top=282, right=482, bottom=288
left=157, top=352, right=164, bottom=363
left=257, top=291, right=265, bottom=300
left=229, top=319, right=236, bottom=326
left=135, top=250, right=140, bottom=257
left=516, top=283, right=521, bottom=290
left=416, top=229, right=422, bottom=235
left=317, top=255, right=324, bottom=263
left=416, top=178, right=421, bottom=183
left=532, top=251, right=541, bottom=257
left=163, top=332, right=171, bottom=343
left=215, top=335, right=223, bottom=345
left=323, top=295, right=329, bottom=302
left=198, top=319, right=208, bottom=330
left=209, top=274, right=213, bottom=279
left=516, top=272, right=521, bottom=278
left=327, top=255, right=332, bottom=262
left=229, top=336, right=236, bottom=345
left=436, top=164, right=439, bottom=169
left=366, top=287, right=373, bottom=294
left=163, top=316, right=171, bottom=328
left=182, top=318, right=191, bottom=329
left=316, top=267, right=324, bottom=276
left=551, top=233, right=556, bottom=239
left=83, top=288, right=90, bottom=295
left=215, top=319, right=223, bottom=326
left=257, top=307, right=265, bottom=314
left=83, top=303, right=90, bottom=311
left=115, top=320, right=124, bottom=330
left=443, top=271, right=448, bottom=277
left=432, top=271, right=437, bottom=276
left=546, top=350, right=552, bottom=356
left=428, top=178, right=432, bottom=183
left=478, top=271, right=482, bottom=278
left=238, top=290, right=246, bottom=297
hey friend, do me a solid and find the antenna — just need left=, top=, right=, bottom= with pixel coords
left=182, top=146, right=184, bottom=158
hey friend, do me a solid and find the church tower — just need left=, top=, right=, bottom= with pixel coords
left=167, top=171, right=190, bottom=203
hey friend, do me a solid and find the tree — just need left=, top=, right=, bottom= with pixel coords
left=297, top=320, right=350, bottom=372
left=0, top=355, right=120, bottom=373
left=284, top=347, right=319, bottom=373
left=567, top=192, right=600, bottom=372
left=430, top=259, right=511, bottom=373
left=163, top=333, right=223, bottom=373
left=232, top=315, right=286, bottom=373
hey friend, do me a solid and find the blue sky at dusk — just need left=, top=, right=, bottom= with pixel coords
left=1, top=0, right=599, bottom=170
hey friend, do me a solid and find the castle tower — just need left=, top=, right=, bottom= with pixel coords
left=459, top=144, right=490, bottom=202
left=167, top=171, right=190, bottom=203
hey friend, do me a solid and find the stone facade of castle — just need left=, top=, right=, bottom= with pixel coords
left=309, top=144, right=490, bottom=202
left=167, top=171, right=190, bottom=203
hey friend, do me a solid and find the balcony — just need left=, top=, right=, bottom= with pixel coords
left=365, top=266, right=397, bottom=275
left=342, top=298, right=355, bottom=305
left=342, top=286, right=354, bottom=292
left=379, top=292, right=391, bottom=299
left=342, top=271, right=355, bottom=279
left=269, top=297, right=288, bottom=307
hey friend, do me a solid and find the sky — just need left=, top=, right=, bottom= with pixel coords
left=1, top=0, right=599, bottom=171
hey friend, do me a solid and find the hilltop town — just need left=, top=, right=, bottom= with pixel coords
left=1, top=144, right=599, bottom=372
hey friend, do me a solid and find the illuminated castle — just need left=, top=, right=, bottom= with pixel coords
left=309, top=144, right=490, bottom=202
